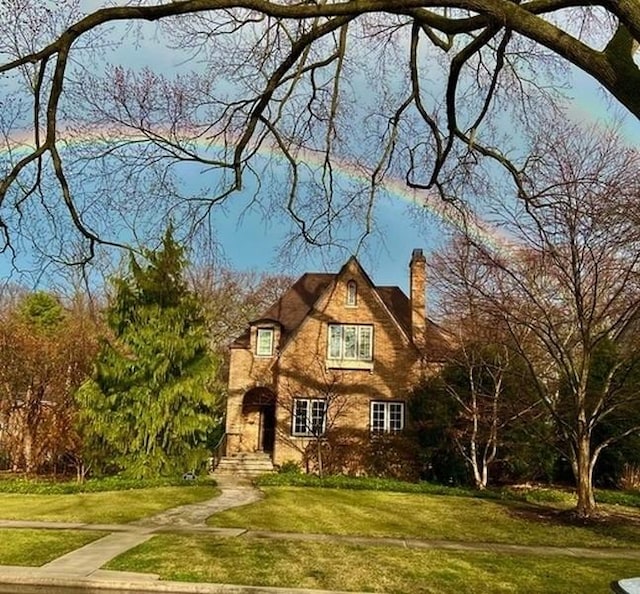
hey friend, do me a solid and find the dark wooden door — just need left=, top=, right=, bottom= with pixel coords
left=261, top=405, right=276, bottom=453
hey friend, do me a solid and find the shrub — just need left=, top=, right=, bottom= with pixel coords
left=619, top=464, right=640, bottom=491
left=301, top=429, right=420, bottom=481
left=362, top=433, right=420, bottom=482
left=278, top=460, right=302, bottom=474
left=303, top=429, right=366, bottom=476
left=0, top=474, right=215, bottom=494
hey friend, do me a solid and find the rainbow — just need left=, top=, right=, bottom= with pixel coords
left=2, top=128, right=511, bottom=253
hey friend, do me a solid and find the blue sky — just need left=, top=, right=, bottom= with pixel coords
left=1, top=6, right=639, bottom=296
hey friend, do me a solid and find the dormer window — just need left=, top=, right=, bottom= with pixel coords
left=346, top=280, right=357, bottom=307
left=256, top=328, right=274, bottom=357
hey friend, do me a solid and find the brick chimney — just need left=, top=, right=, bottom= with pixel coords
left=409, top=249, right=427, bottom=349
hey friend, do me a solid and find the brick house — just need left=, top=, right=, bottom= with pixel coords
left=222, top=249, right=446, bottom=470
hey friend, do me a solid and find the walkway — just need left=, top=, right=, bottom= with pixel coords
left=1, top=476, right=638, bottom=593
left=0, top=475, right=276, bottom=594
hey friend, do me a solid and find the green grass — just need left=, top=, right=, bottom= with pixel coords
left=0, top=474, right=215, bottom=494
left=0, top=529, right=105, bottom=566
left=597, top=488, right=640, bottom=508
left=208, top=486, right=640, bottom=548
left=0, top=485, right=218, bottom=523
left=259, top=472, right=640, bottom=508
left=107, top=533, right=639, bottom=593
left=257, top=472, right=481, bottom=496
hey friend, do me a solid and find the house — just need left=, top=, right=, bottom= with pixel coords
left=221, top=249, right=446, bottom=472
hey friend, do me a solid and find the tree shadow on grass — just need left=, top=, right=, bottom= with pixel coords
left=500, top=498, right=640, bottom=545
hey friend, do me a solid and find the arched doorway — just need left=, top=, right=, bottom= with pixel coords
left=242, top=387, right=276, bottom=454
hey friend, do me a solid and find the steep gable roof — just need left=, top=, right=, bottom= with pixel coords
left=337, top=257, right=413, bottom=344
left=373, top=285, right=448, bottom=357
left=260, top=272, right=335, bottom=332
left=375, top=286, right=411, bottom=337
left=230, top=258, right=448, bottom=357
left=230, top=272, right=334, bottom=348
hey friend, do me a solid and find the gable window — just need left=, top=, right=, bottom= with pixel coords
left=346, top=280, right=357, bottom=306
left=256, top=328, right=274, bottom=357
left=327, top=324, right=373, bottom=362
left=292, top=398, right=327, bottom=437
left=370, top=401, right=405, bottom=433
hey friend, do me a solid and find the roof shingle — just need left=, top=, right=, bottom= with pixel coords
left=230, top=273, right=334, bottom=348
left=230, top=264, right=449, bottom=358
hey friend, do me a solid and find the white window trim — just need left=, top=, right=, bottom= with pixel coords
left=256, top=327, right=274, bottom=357
left=370, top=401, right=405, bottom=433
left=292, top=398, right=327, bottom=437
left=326, top=324, right=373, bottom=368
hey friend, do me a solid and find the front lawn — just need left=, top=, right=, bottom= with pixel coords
left=107, top=533, right=639, bottom=593
left=0, top=475, right=209, bottom=495
left=0, top=485, right=218, bottom=523
left=0, top=529, right=105, bottom=566
left=208, top=486, right=640, bottom=549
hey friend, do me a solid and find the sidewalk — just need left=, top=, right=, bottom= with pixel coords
left=0, top=475, right=282, bottom=594
left=1, top=476, right=638, bottom=593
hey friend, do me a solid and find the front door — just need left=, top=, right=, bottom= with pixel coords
left=260, top=405, right=276, bottom=454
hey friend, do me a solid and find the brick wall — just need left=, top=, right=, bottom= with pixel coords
left=226, top=257, right=431, bottom=468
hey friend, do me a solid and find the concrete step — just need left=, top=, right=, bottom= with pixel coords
left=214, top=453, right=275, bottom=476
left=222, top=452, right=273, bottom=460
left=216, top=460, right=274, bottom=467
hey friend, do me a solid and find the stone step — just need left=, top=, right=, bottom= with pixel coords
left=217, top=463, right=273, bottom=472
left=218, top=454, right=273, bottom=462
left=214, top=470, right=274, bottom=477
left=214, top=453, right=275, bottom=476
left=216, top=462, right=274, bottom=470
left=222, top=452, right=271, bottom=461
left=219, top=455, right=272, bottom=462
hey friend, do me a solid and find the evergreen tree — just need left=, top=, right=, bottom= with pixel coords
left=77, top=228, right=222, bottom=478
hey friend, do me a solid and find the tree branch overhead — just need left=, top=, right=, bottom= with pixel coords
left=0, top=0, right=638, bottom=264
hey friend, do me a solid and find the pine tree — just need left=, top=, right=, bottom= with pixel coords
left=77, top=227, right=222, bottom=478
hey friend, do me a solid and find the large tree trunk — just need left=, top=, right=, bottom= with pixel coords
left=573, top=432, right=596, bottom=517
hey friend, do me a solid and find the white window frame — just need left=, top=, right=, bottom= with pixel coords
left=292, top=398, right=327, bottom=437
left=327, top=324, right=373, bottom=362
left=346, top=280, right=357, bottom=307
left=256, top=328, right=274, bottom=357
left=370, top=401, right=405, bottom=433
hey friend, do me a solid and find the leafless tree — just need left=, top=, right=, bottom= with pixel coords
left=445, top=336, right=513, bottom=490
left=432, top=248, right=540, bottom=489
left=188, top=266, right=293, bottom=380
left=278, top=357, right=355, bottom=477
left=0, top=1, right=638, bottom=265
left=189, top=267, right=293, bottom=350
left=436, top=120, right=640, bottom=516
left=0, top=290, right=99, bottom=474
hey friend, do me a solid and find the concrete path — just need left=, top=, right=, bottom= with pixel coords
left=41, top=532, right=155, bottom=575
left=0, top=474, right=269, bottom=594
left=33, top=475, right=263, bottom=578
left=0, top=473, right=370, bottom=593
left=1, top=476, right=638, bottom=593
left=132, top=475, right=263, bottom=529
